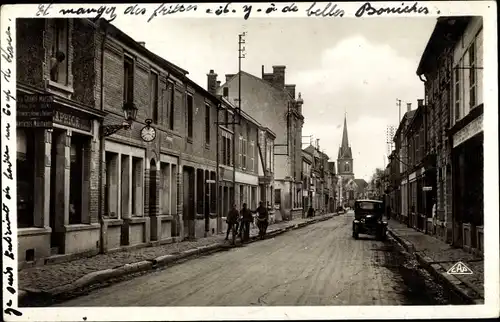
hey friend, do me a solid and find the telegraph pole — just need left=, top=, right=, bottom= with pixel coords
left=233, top=32, right=246, bottom=205
left=397, top=98, right=402, bottom=123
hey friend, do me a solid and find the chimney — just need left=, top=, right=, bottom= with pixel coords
left=207, top=69, right=218, bottom=95
left=417, top=99, right=424, bottom=108
left=216, top=81, right=221, bottom=88
left=272, top=65, right=286, bottom=89
left=225, top=74, right=235, bottom=82
left=223, top=87, right=229, bottom=97
left=407, top=103, right=412, bottom=112
left=285, top=84, right=296, bottom=99
left=261, top=65, right=265, bottom=78
left=138, top=41, right=146, bottom=47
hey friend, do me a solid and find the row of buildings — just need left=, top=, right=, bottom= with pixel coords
left=384, top=16, right=484, bottom=255
left=15, top=18, right=340, bottom=268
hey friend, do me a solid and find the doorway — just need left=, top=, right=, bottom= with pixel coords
left=182, top=166, right=195, bottom=238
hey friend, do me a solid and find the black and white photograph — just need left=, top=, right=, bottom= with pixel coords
left=1, top=1, right=498, bottom=321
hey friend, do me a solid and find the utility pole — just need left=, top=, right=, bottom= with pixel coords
left=397, top=98, right=402, bottom=123
left=233, top=32, right=246, bottom=205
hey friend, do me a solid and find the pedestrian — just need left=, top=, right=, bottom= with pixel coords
left=387, top=205, right=391, bottom=220
left=307, top=206, right=314, bottom=218
left=239, top=203, right=252, bottom=242
left=254, top=201, right=269, bottom=240
left=225, top=204, right=240, bottom=244
left=432, top=198, right=437, bottom=235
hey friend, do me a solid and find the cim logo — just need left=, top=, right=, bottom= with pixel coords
left=447, top=262, right=474, bottom=275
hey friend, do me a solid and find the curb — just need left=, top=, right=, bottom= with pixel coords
left=387, top=227, right=484, bottom=305
left=19, top=214, right=336, bottom=305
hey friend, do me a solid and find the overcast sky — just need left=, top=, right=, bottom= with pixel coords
left=113, top=17, right=436, bottom=181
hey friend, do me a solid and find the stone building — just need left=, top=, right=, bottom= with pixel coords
left=337, top=115, right=356, bottom=206
left=215, top=66, right=304, bottom=221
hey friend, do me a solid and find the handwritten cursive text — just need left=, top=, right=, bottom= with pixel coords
left=307, top=2, right=345, bottom=17
left=59, top=5, right=118, bottom=22
left=355, top=2, right=429, bottom=17
left=148, top=3, right=198, bottom=23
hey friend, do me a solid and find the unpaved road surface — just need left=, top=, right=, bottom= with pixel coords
left=58, top=212, right=455, bottom=306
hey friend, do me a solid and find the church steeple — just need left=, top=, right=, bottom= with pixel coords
left=337, top=113, right=354, bottom=178
left=341, top=114, right=349, bottom=149
left=338, top=114, right=352, bottom=159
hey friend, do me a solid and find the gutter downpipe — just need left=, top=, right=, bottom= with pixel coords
left=98, top=23, right=108, bottom=254
left=215, top=102, right=221, bottom=233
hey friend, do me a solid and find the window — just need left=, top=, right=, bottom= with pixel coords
left=150, top=71, right=159, bottom=123
left=469, top=41, right=477, bottom=108
left=205, top=104, right=210, bottom=145
left=169, top=82, right=175, bottom=130
left=50, top=19, right=69, bottom=85
left=250, top=141, right=255, bottom=171
left=238, top=136, right=243, bottom=168
left=124, top=56, right=134, bottom=104
left=221, top=132, right=232, bottom=166
left=187, top=94, right=193, bottom=139
left=274, top=189, right=281, bottom=205
left=242, top=137, right=247, bottom=169
left=454, top=63, right=461, bottom=121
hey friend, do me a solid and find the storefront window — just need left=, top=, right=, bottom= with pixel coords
left=17, top=128, right=35, bottom=228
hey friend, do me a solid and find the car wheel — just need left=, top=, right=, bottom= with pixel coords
left=352, top=226, right=359, bottom=239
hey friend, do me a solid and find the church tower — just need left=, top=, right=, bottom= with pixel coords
left=337, top=114, right=355, bottom=180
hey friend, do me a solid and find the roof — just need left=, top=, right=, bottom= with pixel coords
left=354, top=178, right=368, bottom=188
left=393, top=109, right=417, bottom=142
left=98, top=19, right=188, bottom=77
left=416, top=16, right=472, bottom=76
left=355, top=199, right=383, bottom=203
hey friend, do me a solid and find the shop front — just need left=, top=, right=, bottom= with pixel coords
left=449, top=107, right=484, bottom=254
left=17, top=91, right=105, bottom=267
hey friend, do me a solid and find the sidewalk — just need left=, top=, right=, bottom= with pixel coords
left=19, top=213, right=338, bottom=304
left=387, top=219, right=484, bottom=304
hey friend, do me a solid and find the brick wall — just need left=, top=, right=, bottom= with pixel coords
left=72, top=20, right=97, bottom=107
left=16, top=19, right=46, bottom=88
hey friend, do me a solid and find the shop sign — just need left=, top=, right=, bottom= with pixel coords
left=17, top=94, right=92, bottom=132
left=453, top=114, right=483, bottom=148
left=54, top=109, right=92, bottom=132
left=422, top=186, right=432, bottom=191
left=16, top=94, right=55, bottom=128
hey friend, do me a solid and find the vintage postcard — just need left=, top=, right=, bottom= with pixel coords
left=1, top=1, right=498, bottom=321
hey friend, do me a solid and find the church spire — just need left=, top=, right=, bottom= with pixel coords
left=341, top=113, right=349, bottom=149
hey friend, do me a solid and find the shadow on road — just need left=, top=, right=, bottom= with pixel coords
left=372, top=242, right=465, bottom=305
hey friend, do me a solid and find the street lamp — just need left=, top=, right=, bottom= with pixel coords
left=101, top=101, right=138, bottom=137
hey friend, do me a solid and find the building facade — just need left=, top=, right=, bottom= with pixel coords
left=16, top=18, right=224, bottom=267
left=447, top=17, right=484, bottom=254
left=17, top=18, right=107, bottom=267
left=215, top=66, right=304, bottom=221
left=416, top=16, right=483, bottom=253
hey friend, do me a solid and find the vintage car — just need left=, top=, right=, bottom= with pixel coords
left=352, top=199, right=387, bottom=240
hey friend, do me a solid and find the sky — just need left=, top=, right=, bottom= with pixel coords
left=113, top=17, right=437, bottom=181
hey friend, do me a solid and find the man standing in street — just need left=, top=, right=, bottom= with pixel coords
left=255, top=201, right=269, bottom=240
left=239, top=203, right=252, bottom=243
left=225, top=204, right=240, bottom=244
